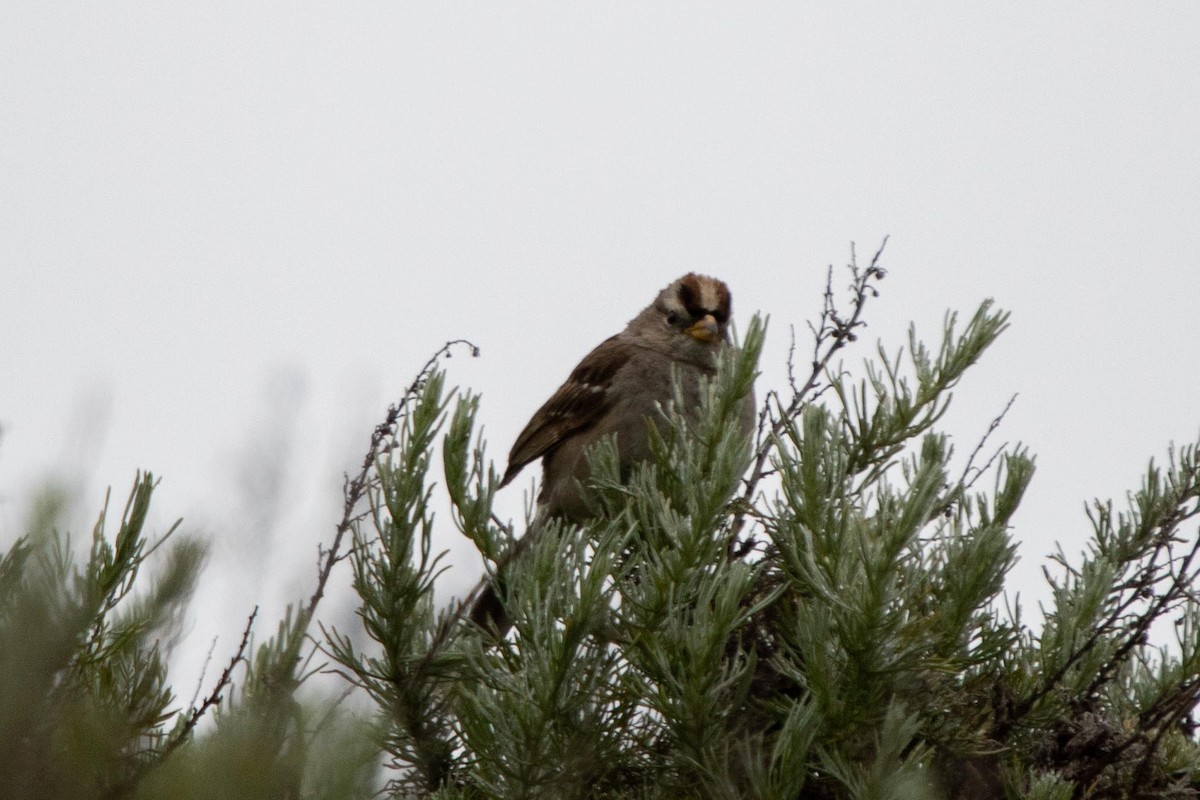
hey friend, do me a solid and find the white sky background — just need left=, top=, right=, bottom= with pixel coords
left=3, top=4, right=1199, bottom=700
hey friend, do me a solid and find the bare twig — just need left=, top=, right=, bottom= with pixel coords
left=298, top=339, right=480, bottom=634
left=163, top=607, right=259, bottom=758
left=730, top=238, right=888, bottom=544
left=958, top=394, right=1018, bottom=493
left=785, top=325, right=801, bottom=398
left=927, top=393, right=1018, bottom=521
left=997, top=474, right=1200, bottom=738
left=187, top=636, right=219, bottom=714
left=104, top=608, right=260, bottom=800
left=1084, top=529, right=1200, bottom=699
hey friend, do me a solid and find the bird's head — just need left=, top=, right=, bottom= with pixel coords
left=630, top=272, right=734, bottom=364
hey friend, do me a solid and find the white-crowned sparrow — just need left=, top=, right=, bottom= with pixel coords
left=470, top=272, right=753, bottom=631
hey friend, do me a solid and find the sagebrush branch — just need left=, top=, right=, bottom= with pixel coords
left=302, top=339, right=480, bottom=631
left=731, top=238, right=888, bottom=543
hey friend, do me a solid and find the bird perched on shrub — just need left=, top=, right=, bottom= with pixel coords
left=470, top=272, right=754, bottom=633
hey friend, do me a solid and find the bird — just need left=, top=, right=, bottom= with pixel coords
left=468, top=272, right=754, bottom=633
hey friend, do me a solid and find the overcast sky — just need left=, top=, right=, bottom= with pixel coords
left=3, top=4, right=1199, bottom=696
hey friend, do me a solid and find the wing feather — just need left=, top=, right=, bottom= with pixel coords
left=500, top=336, right=633, bottom=486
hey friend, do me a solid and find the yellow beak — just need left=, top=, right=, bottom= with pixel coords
left=685, top=314, right=721, bottom=343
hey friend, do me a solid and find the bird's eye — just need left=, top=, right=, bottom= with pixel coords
left=666, top=311, right=682, bottom=326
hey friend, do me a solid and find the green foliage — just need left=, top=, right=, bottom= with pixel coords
left=5, top=259, right=1200, bottom=799
left=325, top=368, right=460, bottom=793
left=0, top=475, right=206, bottom=799
left=0, top=477, right=378, bottom=800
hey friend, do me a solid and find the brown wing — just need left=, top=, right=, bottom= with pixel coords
left=500, top=335, right=634, bottom=487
